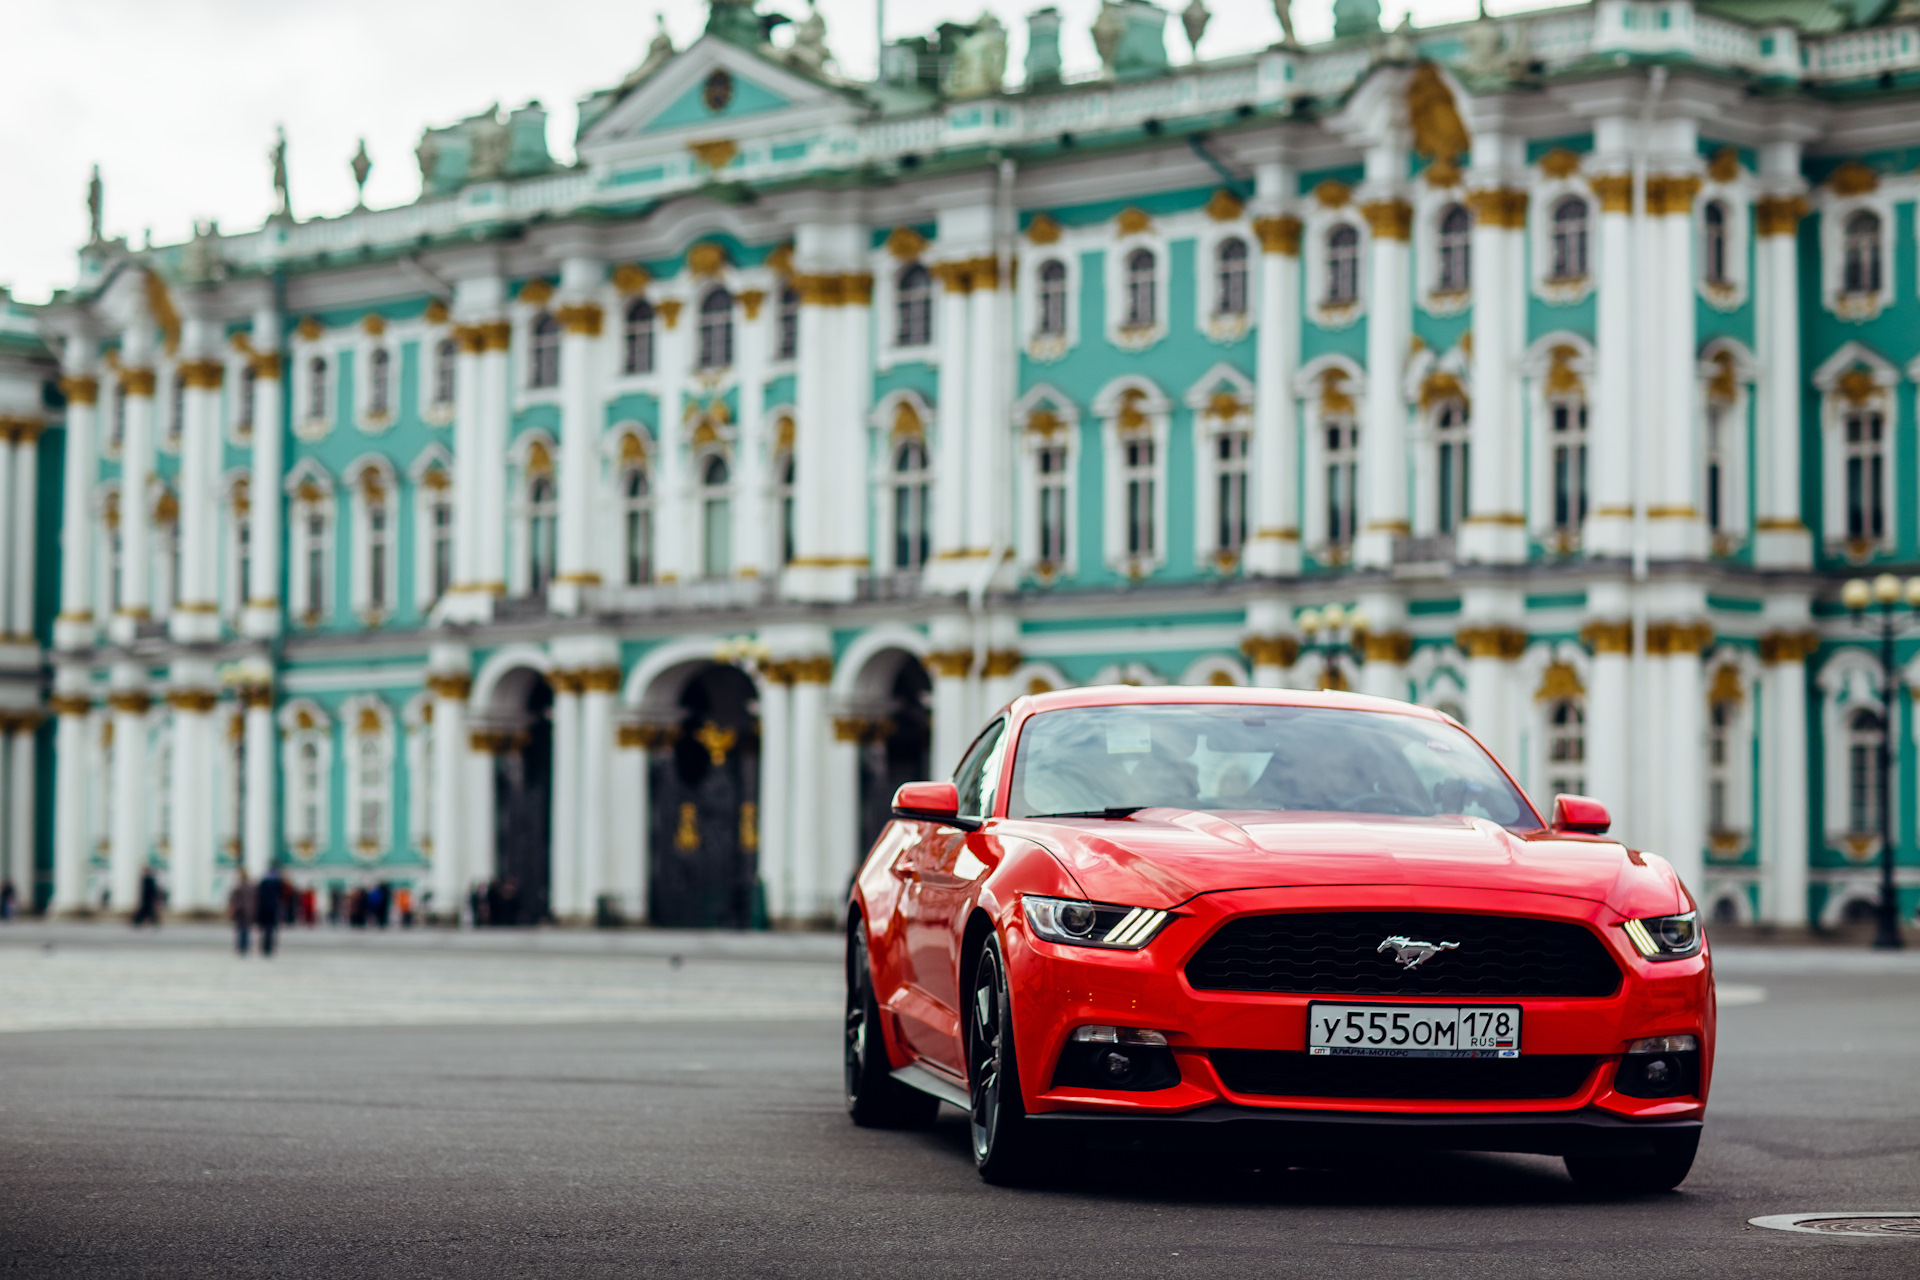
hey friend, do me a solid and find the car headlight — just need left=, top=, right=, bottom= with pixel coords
left=1023, top=895, right=1172, bottom=949
left=1619, top=910, right=1702, bottom=960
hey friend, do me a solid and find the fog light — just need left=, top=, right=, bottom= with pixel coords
left=1104, top=1051, right=1132, bottom=1078
left=1644, top=1060, right=1670, bottom=1084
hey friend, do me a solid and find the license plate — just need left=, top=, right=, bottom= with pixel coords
left=1307, top=1003, right=1522, bottom=1058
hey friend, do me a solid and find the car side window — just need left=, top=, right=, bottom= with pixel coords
left=952, top=719, right=1008, bottom=821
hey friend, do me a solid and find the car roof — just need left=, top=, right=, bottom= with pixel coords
left=1010, top=685, right=1450, bottom=721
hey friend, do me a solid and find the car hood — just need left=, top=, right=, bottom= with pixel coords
left=1002, top=808, right=1682, bottom=917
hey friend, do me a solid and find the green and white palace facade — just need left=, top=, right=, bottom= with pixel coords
left=8, top=0, right=1920, bottom=927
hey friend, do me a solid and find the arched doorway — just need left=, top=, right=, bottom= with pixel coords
left=650, top=663, right=760, bottom=928
left=491, top=668, right=553, bottom=924
left=855, top=652, right=933, bottom=860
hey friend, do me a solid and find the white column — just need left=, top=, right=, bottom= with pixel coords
left=1458, top=601, right=1524, bottom=765
left=1356, top=593, right=1409, bottom=702
left=1759, top=632, right=1811, bottom=925
left=1753, top=176, right=1812, bottom=569
left=549, top=672, right=582, bottom=919
left=448, top=326, right=485, bottom=601
left=837, top=275, right=875, bottom=584
left=824, top=712, right=861, bottom=921
left=735, top=288, right=770, bottom=577
left=466, top=729, right=498, bottom=900
left=242, top=333, right=283, bottom=639
left=241, top=682, right=275, bottom=877
left=1585, top=168, right=1635, bottom=557
left=577, top=666, right=617, bottom=917
left=929, top=269, right=971, bottom=573
left=425, top=676, right=468, bottom=918
left=1461, top=170, right=1528, bottom=563
left=51, top=693, right=90, bottom=913
left=54, top=372, right=99, bottom=651
left=653, top=300, right=689, bottom=582
left=165, top=678, right=217, bottom=912
left=1586, top=632, right=1633, bottom=835
left=757, top=668, right=793, bottom=921
left=10, top=424, right=39, bottom=638
left=107, top=678, right=149, bottom=911
left=115, top=361, right=156, bottom=637
left=613, top=723, right=649, bottom=921
left=1649, top=173, right=1705, bottom=561
left=1657, top=628, right=1707, bottom=896
left=477, top=321, right=511, bottom=595
left=1356, top=189, right=1411, bottom=569
left=929, top=653, right=974, bottom=779
left=552, top=267, right=604, bottom=616
left=0, top=428, right=15, bottom=638
left=6, top=717, right=36, bottom=907
left=172, top=347, right=221, bottom=643
left=964, top=267, right=1001, bottom=558
left=787, top=659, right=829, bottom=924
left=1248, top=201, right=1302, bottom=577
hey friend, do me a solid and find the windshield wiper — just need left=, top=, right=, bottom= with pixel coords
left=1030, top=807, right=1146, bottom=820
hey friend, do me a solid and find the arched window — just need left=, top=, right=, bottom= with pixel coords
left=1124, top=248, right=1156, bottom=328
left=1848, top=707, right=1886, bottom=834
left=892, top=439, right=930, bottom=571
left=527, top=474, right=557, bottom=592
left=698, top=288, right=734, bottom=370
left=1215, top=237, right=1249, bottom=317
left=1706, top=401, right=1727, bottom=535
left=365, top=489, right=390, bottom=611
left=1843, top=210, right=1882, bottom=295
left=1037, top=260, right=1068, bottom=336
left=776, top=285, right=799, bottom=360
left=1703, top=201, right=1729, bottom=286
left=1708, top=698, right=1734, bottom=834
left=1217, top=428, right=1250, bottom=558
left=1037, top=440, right=1069, bottom=567
left=235, top=499, right=252, bottom=613
left=1435, top=401, right=1470, bottom=535
left=1550, top=197, right=1590, bottom=281
left=1123, top=434, right=1156, bottom=557
left=700, top=454, right=731, bottom=579
left=307, top=355, right=328, bottom=420
left=895, top=264, right=933, bottom=347
left=623, top=298, right=655, bottom=375
left=368, top=346, right=391, bottom=417
left=1550, top=399, right=1589, bottom=540
left=1326, top=417, right=1359, bottom=546
left=621, top=467, right=652, bottom=586
left=1844, top=403, right=1886, bottom=542
left=1545, top=699, right=1586, bottom=797
left=297, top=739, right=322, bottom=844
left=431, top=338, right=456, bottom=407
left=778, top=451, right=796, bottom=564
left=304, top=509, right=328, bottom=620
left=1437, top=203, right=1471, bottom=292
left=529, top=313, right=561, bottom=389
left=429, top=490, right=452, bottom=599
left=1325, top=225, right=1360, bottom=305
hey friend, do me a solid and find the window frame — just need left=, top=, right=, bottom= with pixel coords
left=1095, top=378, right=1171, bottom=576
left=1103, top=230, right=1169, bottom=351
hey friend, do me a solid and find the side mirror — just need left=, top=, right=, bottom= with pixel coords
left=892, top=781, right=980, bottom=832
left=1551, top=794, right=1612, bottom=835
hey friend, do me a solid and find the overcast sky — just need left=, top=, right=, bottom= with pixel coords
left=0, top=0, right=1562, bottom=305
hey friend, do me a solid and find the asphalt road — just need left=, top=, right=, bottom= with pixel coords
left=0, top=926, right=1916, bottom=1278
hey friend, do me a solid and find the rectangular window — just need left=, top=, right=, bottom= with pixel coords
left=1123, top=438, right=1155, bottom=557
left=1551, top=401, right=1589, bottom=535
left=1845, top=410, right=1886, bottom=540
left=1037, top=445, right=1068, bottom=566
left=1217, top=431, right=1249, bottom=557
left=432, top=502, right=452, bottom=598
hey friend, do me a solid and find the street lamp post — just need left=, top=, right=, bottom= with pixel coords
left=1841, top=572, right=1920, bottom=951
left=1296, top=603, right=1370, bottom=691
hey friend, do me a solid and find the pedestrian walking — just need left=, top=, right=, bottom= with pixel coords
left=0, top=878, right=17, bottom=921
left=132, top=869, right=162, bottom=928
left=228, top=869, right=255, bottom=955
left=256, top=864, right=285, bottom=957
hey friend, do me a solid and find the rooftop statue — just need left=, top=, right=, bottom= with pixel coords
left=1272, top=0, right=1298, bottom=49
left=269, top=125, right=292, bottom=221
left=86, top=164, right=103, bottom=243
left=620, top=15, right=676, bottom=92
left=947, top=12, right=1008, bottom=98
left=785, top=0, right=834, bottom=77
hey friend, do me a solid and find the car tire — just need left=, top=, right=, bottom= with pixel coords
left=1563, top=1131, right=1700, bottom=1195
left=845, top=922, right=938, bottom=1130
left=966, top=934, right=1053, bottom=1185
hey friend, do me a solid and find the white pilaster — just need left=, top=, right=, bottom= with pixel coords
left=1648, top=162, right=1706, bottom=561
left=241, top=684, right=275, bottom=877
left=824, top=712, right=861, bottom=921
left=166, top=667, right=217, bottom=912
left=785, top=224, right=868, bottom=603
left=577, top=666, right=617, bottom=918
left=1586, top=161, right=1635, bottom=558
left=1459, top=590, right=1524, bottom=765
left=613, top=724, right=649, bottom=922
left=444, top=322, right=485, bottom=616
left=426, top=649, right=471, bottom=920
left=10, top=424, right=39, bottom=643
left=0, top=429, right=15, bottom=638
left=1659, top=635, right=1707, bottom=895
left=107, top=670, right=149, bottom=911
left=1460, top=142, right=1529, bottom=564
left=1758, top=625, right=1812, bottom=926
left=51, top=694, right=89, bottom=913
left=115, top=357, right=156, bottom=641
left=1581, top=603, right=1635, bottom=841
left=734, top=286, right=770, bottom=578
left=929, top=612, right=975, bottom=777
left=1753, top=161, right=1813, bottom=569
left=466, top=732, right=497, bottom=901
left=927, top=270, right=972, bottom=583
left=242, top=321, right=283, bottom=639
left=757, top=668, right=792, bottom=921
left=54, top=366, right=98, bottom=651
left=478, top=320, right=510, bottom=597
left=551, top=259, right=604, bottom=617
left=653, top=297, right=689, bottom=583
left=788, top=662, right=829, bottom=923
left=549, top=673, right=582, bottom=919
left=172, top=324, right=222, bottom=644
left=1247, top=179, right=1302, bottom=577
left=1356, top=183, right=1411, bottom=570
left=6, top=720, right=36, bottom=907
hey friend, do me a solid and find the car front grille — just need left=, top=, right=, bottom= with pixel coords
left=1184, top=912, right=1621, bottom=998
left=1209, top=1050, right=1599, bottom=1101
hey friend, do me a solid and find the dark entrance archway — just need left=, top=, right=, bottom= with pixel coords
left=856, top=653, right=933, bottom=860
left=650, top=663, right=760, bottom=929
left=492, top=669, right=552, bottom=924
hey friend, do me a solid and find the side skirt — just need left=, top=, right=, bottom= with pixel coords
left=891, top=1063, right=970, bottom=1110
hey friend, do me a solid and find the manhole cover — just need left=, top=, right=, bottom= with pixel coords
left=1750, top=1213, right=1920, bottom=1237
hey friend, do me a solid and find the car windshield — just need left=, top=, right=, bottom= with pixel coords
left=1008, top=703, right=1538, bottom=831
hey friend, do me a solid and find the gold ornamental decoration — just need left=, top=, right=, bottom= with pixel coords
left=688, top=139, right=739, bottom=172
left=1466, top=188, right=1527, bottom=228
left=1646, top=175, right=1702, bottom=216
left=425, top=672, right=472, bottom=700
left=60, top=375, right=100, bottom=405
left=119, top=367, right=157, bottom=398
left=106, top=689, right=153, bottom=714
left=1313, top=180, right=1351, bottom=209
left=556, top=303, right=604, bottom=336
left=1204, top=189, right=1244, bottom=222
left=1406, top=62, right=1470, bottom=179
left=1115, top=206, right=1153, bottom=236
left=49, top=693, right=94, bottom=717
left=675, top=802, right=700, bottom=850
left=517, top=279, right=555, bottom=306
left=361, top=313, right=387, bottom=336
left=694, top=721, right=737, bottom=766
left=1580, top=620, right=1632, bottom=656
left=481, top=320, right=512, bottom=350
left=1025, top=213, right=1063, bottom=245
left=1758, top=630, right=1820, bottom=664
left=1587, top=174, right=1630, bottom=214
left=1318, top=368, right=1355, bottom=415
left=1418, top=371, right=1467, bottom=411
left=927, top=649, right=974, bottom=678
left=1708, top=664, right=1745, bottom=707
left=885, top=226, right=930, bottom=260
left=179, top=359, right=224, bottom=389
left=1829, top=159, right=1878, bottom=196
left=612, top=263, right=652, bottom=295
left=1537, top=147, right=1582, bottom=180
left=297, top=316, right=325, bottom=341
left=1546, top=345, right=1584, bottom=397
left=1455, top=625, right=1528, bottom=660
left=1755, top=195, right=1809, bottom=237
left=686, top=241, right=729, bottom=277
left=983, top=649, right=1023, bottom=678
left=1534, top=661, right=1584, bottom=703
left=1838, top=367, right=1879, bottom=405
left=1240, top=635, right=1301, bottom=668
left=1644, top=621, right=1715, bottom=656
left=1252, top=215, right=1301, bottom=256
left=249, top=351, right=282, bottom=379
left=738, top=289, right=765, bottom=320
left=1360, top=199, right=1413, bottom=241
left=789, top=655, right=834, bottom=684
left=1363, top=631, right=1414, bottom=665
left=1707, top=146, right=1741, bottom=184
left=424, top=299, right=450, bottom=324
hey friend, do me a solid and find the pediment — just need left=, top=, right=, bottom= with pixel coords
left=578, top=35, right=865, bottom=164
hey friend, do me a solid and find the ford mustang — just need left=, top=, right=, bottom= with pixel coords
left=844, top=686, right=1711, bottom=1193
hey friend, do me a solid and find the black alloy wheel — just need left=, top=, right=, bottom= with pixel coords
left=967, top=935, right=1049, bottom=1184
left=1563, top=1131, right=1700, bottom=1195
left=845, top=922, right=937, bottom=1128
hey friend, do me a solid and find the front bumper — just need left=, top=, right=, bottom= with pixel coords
left=1028, top=1103, right=1703, bottom=1158
left=1004, top=884, right=1714, bottom=1127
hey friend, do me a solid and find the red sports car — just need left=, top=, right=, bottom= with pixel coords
left=845, top=686, right=1711, bottom=1192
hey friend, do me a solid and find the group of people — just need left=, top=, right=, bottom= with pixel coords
left=225, top=866, right=290, bottom=956
left=470, top=877, right=529, bottom=927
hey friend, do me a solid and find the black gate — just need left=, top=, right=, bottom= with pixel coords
left=493, top=676, right=553, bottom=924
left=650, top=665, right=760, bottom=928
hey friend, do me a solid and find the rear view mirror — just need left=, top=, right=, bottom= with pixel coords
left=1551, top=794, right=1611, bottom=835
left=892, top=781, right=979, bottom=832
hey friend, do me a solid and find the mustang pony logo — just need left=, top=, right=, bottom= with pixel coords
left=1377, top=936, right=1461, bottom=970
